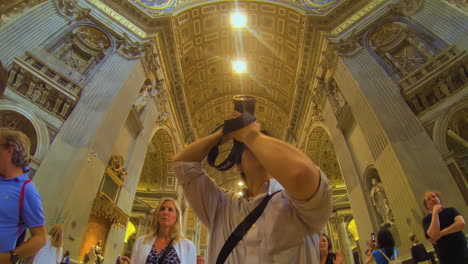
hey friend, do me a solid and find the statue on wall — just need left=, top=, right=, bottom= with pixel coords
left=92, top=240, right=104, bottom=264
left=370, top=177, right=395, bottom=226
left=14, top=70, right=24, bottom=87
left=433, top=77, right=451, bottom=99
left=133, top=84, right=150, bottom=113
left=108, top=155, right=127, bottom=181
left=31, top=83, right=43, bottom=102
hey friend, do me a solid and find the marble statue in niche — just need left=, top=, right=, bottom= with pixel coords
left=370, top=177, right=395, bottom=226
left=133, top=83, right=151, bottom=113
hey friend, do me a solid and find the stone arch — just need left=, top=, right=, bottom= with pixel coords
left=432, top=100, right=468, bottom=155
left=304, top=123, right=344, bottom=186
left=138, top=127, right=177, bottom=191
left=0, top=101, right=50, bottom=159
left=432, top=100, right=468, bottom=203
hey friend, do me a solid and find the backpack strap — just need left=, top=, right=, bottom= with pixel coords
left=216, top=190, right=280, bottom=264
left=157, top=238, right=174, bottom=264
left=378, top=249, right=393, bottom=262
left=18, top=179, right=31, bottom=234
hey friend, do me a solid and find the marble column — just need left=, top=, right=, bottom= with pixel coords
left=336, top=216, right=353, bottom=264
left=411, top=0, right=468, bottom=50
left=33, top=52, right=144, bottom=258
left=334, top=48, right=468, bottom=258
left=321, top=101, right=375, bottom=260
left=0, top=1, right=67, bottom=67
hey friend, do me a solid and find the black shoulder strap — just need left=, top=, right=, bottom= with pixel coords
left=216, top=191, right=280, bottom=264
left=158, top=238, right=175, bottom=264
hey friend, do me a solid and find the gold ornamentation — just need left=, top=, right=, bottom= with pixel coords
left=86, top=0, right=147, bottom=38
left=108, top=155, right=127, bottom=181
left=388, top=0, right=423, bottom=17
left=329, top=0, right=386, bottom=36
left=116, top=33, right=148, bottom=60
left=91, top=193, right=128, bottom=227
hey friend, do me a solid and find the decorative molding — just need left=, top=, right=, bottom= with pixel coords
left=85, top=0, right=147, bottom=38
left=116, top=33, right=148, bottom=60
left=92, top=193, right=129, bottom=227
left=53, top=0, right=91, bottom=22
left=330, top=30, right=364, bottom=57
left=400, top=46, right=467, bottom=115
left=328, top=0, right=387, bottom=36
left=444, top=0, right=468, bottom=10
left=388, top=0, right=423, bottom=17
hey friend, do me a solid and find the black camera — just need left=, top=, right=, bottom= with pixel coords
left=233, top=95, right=256, bottom=115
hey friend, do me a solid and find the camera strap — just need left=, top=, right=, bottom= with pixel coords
left=207, top=112, right=256, bottom=171
left=216, top=190, right=280, bottom=264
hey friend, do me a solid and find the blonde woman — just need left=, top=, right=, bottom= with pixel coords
left=121, top=199, right=196, bottom=264
left=32, top=224, right=64, bottom=264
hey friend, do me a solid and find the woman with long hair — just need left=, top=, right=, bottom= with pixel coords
left=121, top=199, right=196, bottom=264
left=319, top=234, right=343, bottom=264
left=422, top=191, right=467, bottom=264
left=365, top=228, right=399, bottom=264
left=32, top=224, right=64, bottom=264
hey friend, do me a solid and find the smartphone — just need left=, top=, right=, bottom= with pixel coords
left=371, top=232, right=375, bottom=242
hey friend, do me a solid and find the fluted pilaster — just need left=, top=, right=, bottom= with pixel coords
left=412, top=1, right=468, bottom=50
left=34, top=52, right=143, bottom=257
left=335, top=48, right=467, bottom=258
left=0, top=1, right=67, bottom=66
left=322, top=102, right=374, bottom=260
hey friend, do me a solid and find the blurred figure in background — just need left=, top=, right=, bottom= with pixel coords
left=32, top=224, right=64, bottom=264
left=409, top=234, right=431, bottom=264
left=319, top=234, right=343, bottom=264
left=60, top=250, right=70, bottom=264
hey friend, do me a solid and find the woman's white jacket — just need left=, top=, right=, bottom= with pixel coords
left=131, top=235, right=197, bottom=264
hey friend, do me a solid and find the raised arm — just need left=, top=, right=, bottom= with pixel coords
left=426, top=205, right=442, bottom=241
left=172, top=130, right=224, bottom=163
left=172, top=130, right=231, bottom=228
left=232, top=119, right=320, bottom=201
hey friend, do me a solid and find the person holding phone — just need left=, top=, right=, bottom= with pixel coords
left=365, top=228, right=399, bottom=264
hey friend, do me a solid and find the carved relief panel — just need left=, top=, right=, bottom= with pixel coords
left=368, top=21, right=436, bottom=78
left=51, top=25, right=111, bottom=75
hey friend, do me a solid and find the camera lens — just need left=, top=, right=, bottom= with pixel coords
left=233, top=95, right=256, bottom=115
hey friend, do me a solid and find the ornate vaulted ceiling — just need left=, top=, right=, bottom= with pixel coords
left=173, top=2, right=306, bottom=139
left=131, top=0, right=345, bottom=17
left=98, top=0, right=373, bottom=193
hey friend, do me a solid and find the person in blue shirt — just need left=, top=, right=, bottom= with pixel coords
left=0, top=128, right=46, bottom=263
left=365, top=228, right=399, bottom=264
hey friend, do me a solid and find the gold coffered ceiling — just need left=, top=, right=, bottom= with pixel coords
left=173, top=2, right=306, bottom=139
left=131, top=0, right=344, bottom=16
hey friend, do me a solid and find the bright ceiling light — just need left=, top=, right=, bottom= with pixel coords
left=238, top=181, right=244, bottom=187
left=231, top=12, right=246, bottom=28
left=237, top=191, right=243, bottom=196
left=232, top=60, right=247, bottom=74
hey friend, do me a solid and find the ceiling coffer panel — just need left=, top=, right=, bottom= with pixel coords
left=173, top=2, right=306, bottom=140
